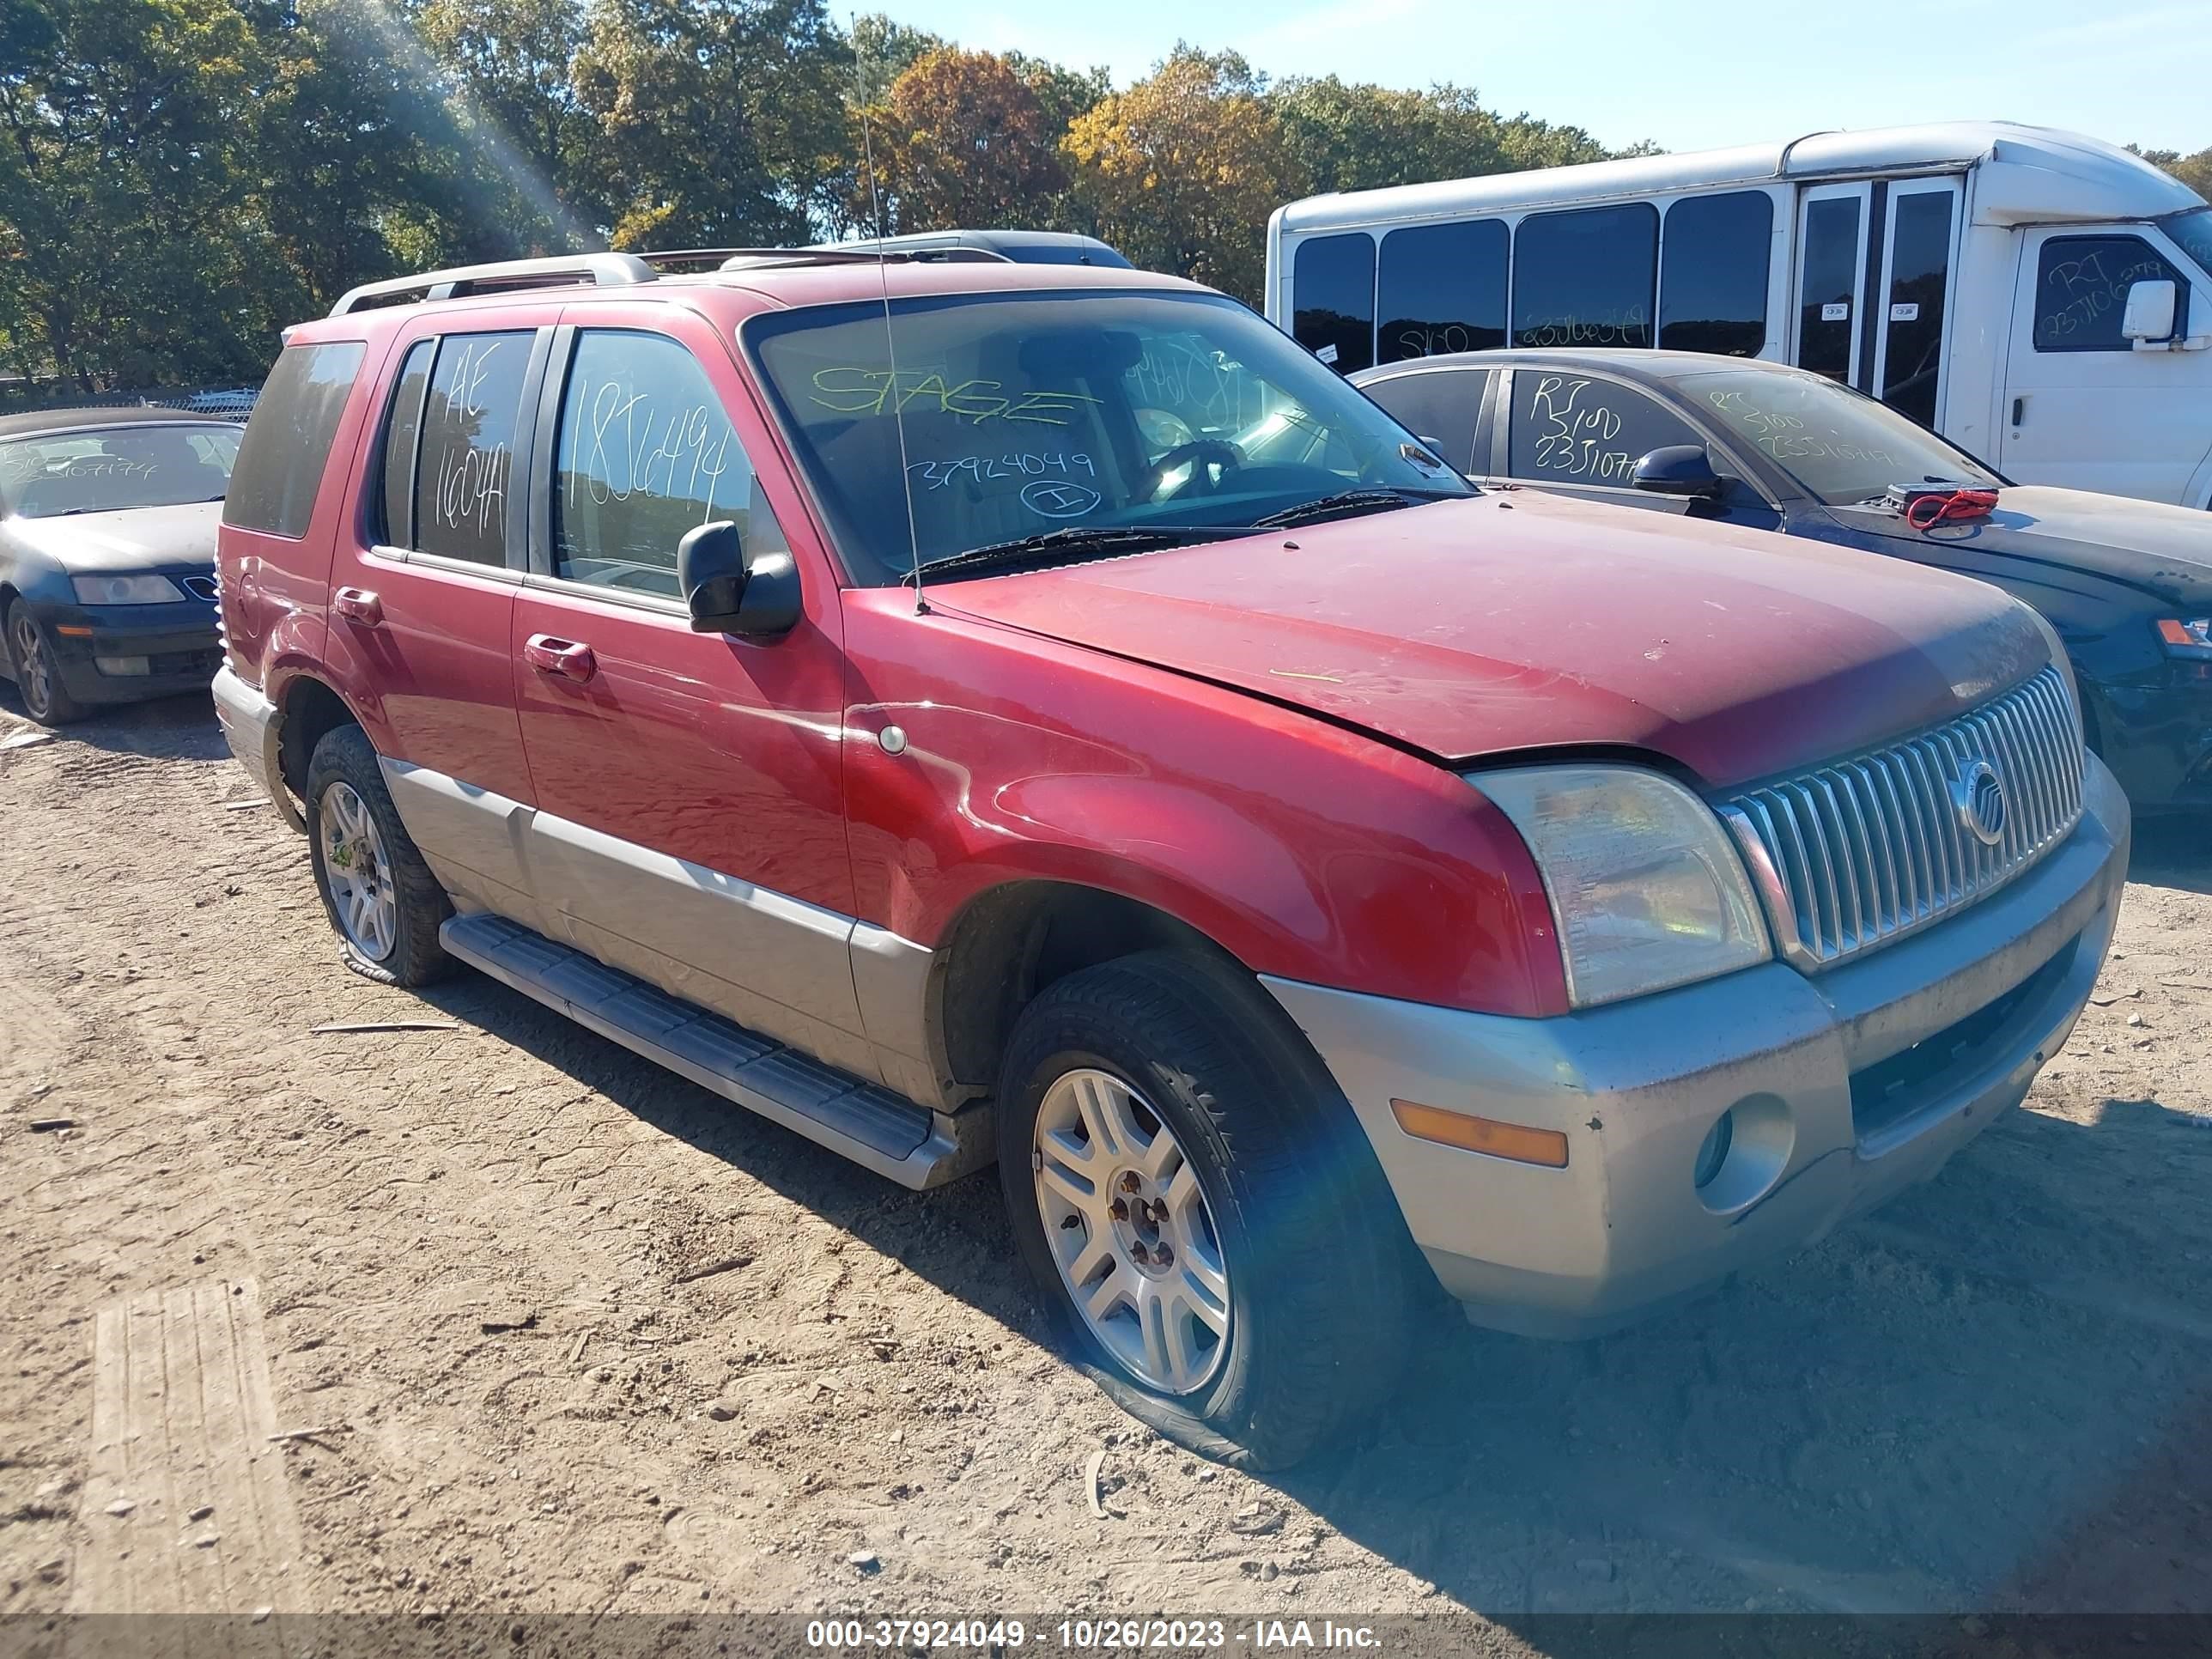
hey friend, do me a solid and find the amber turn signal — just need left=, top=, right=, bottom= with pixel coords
left=1389, top=1098, right=1569, bottom=1167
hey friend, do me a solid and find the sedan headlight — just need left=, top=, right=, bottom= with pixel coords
left=1472, top=764, right=1772, bottom=1009
left=71, top=573, right=188, bottom=605
left=2155, top=618, right=2212, bottom=661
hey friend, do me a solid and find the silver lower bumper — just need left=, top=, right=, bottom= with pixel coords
left=1264, top=753, right=2130, bottom=1338
left=210, top=663, right=301, bottom=830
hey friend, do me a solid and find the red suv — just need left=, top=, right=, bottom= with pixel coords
left=216, top=250, right=2129, bottom=1467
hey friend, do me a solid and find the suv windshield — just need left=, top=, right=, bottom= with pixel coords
left=0, top=424, right=240, bottom=520
left=2157, top=206, right=2212, bottom=277
left=746, top=289, right=1468, bottom=583
left=1677, top=368, right=2000, bottom=505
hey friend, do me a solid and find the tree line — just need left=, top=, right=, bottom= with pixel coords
left=3, top=0, right=2204, bottom=392
left=0, top=0, right=1628, bottom=388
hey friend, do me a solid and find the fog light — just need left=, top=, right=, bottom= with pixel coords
left=94, top=655, right=151, bottom=677
left=1693, top=1111, right=1734, bottom=1189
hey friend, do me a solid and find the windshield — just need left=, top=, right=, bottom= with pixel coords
left=0, top=424, right=240, bottom=520
left=1677, top=369, right=1999, bottom=506
left=2157, top=206, right=2212, bottom=278
left=746, top=289, right=1468, bottom=583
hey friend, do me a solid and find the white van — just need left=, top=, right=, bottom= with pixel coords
left=1267, top=122, right=2212, bottom=507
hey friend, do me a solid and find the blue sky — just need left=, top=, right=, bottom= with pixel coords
left=882, top=0, right=2210, bottom=158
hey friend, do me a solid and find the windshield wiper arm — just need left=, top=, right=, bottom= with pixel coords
left=902, top=524, right=1253, bottom=584
left=1246, top=486, right=1465, bottom=530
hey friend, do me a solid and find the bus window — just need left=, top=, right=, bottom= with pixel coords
left=1292, top=234, right=1376, bottom=374
left=1511, top=204, right=1657, bottom=349
left=1659, top=191, right=1772, bottom=356
left=1377, top=220, right=1509, bottom=364
left=1797, top=196, right=1862, bottom=383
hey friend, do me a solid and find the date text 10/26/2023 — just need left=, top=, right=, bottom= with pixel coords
left=805, top=1619, right=1384, bottom=1650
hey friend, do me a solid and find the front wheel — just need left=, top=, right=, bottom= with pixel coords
left=6, top=601, right=88, bottom=726
left=996, top=950, right=1416, bottom=1468
left=304, top=724, right=453, bottom=985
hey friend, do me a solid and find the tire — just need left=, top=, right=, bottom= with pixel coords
left=303, top=723, right=453, bottom=986
left=996, top=949, right=1417, bottom=1469
left=5, top=600, right=90, bottom=726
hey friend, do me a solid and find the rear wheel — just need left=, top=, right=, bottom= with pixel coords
left=5, top=601, right=88, bottom=726
left=304, top=724, right=453, bottom=985
left=996, top=950, right=1416, bottom=1468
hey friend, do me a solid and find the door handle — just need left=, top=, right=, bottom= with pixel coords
left=524, top=634, right=598, bottom=683
left=333, top=586, right=382, bottom=626
left=2010, top=396, right=2026, bottom=429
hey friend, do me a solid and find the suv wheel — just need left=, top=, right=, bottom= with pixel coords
left=304, top=724, right=453, bottom=985
left=996, top=950, right=1415, bottom=1468
left=6, top=601, right=88, bottom=726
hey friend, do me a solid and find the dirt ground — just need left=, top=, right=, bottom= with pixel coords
left=3, top=688, right=2209, bottom=1638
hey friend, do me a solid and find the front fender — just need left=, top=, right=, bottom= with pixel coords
left=841, top=594, right=1568, bottom=1019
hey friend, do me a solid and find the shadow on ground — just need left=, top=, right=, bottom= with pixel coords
left=407, top=957, right=2212, bottom=1619
left=2130, top=813, right=2212, bottom=896
left=0, top=684, right=225, bottom=763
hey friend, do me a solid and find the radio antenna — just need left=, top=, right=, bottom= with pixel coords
left=852, top=21, right=928, bottom=615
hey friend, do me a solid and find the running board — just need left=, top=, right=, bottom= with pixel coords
left=440, top=913, right=988, bottom=1189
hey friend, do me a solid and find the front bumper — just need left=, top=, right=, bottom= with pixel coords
left=1264, top=752, right=2130, bottom=1338
left=2094, top=662, right=2212, bottom=811
left=211, top=663, right=302, bottom=830
left=31, top=597, right=222, bottom=706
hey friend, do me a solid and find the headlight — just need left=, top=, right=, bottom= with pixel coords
left=71, top=574, right=187, bottom=605
left=2155, top=618, right=2212, bottom=660
left=1472, top=764, right=1772, bottom=1009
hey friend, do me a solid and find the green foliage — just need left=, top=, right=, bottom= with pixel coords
left=0, top=1, right=1647, bottom=386
left=2133, top=144, right=2212, bottom=202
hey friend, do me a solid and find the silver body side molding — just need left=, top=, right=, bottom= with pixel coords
left=378, top=757, right=948, bottom=1111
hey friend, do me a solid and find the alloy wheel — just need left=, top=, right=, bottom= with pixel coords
left=1033, top=1067, right=1231, bottom=1395
left=9, top=611, right=52, bottom=719
left=320, top=781, right=397, bottom=961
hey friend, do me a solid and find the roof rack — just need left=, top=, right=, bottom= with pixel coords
left=721, top=246, right=1009, bottom=270
left=325, top=244, right=1015, bottom=318
left=328, top=252, right=656, bottom=318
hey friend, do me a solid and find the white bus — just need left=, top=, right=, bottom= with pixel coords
left=1266, top=122, right=2212, bottom=507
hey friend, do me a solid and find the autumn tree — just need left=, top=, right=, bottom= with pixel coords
left=1063, top=47, right=1305, bottom=301
left=2135, top=143, right=2212, bottom=201
left=860, top=47, right=1068, bottom=234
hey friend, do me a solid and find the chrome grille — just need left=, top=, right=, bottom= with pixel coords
left=179, top=574, right=219, bottom=603
left=1720, top=665, right=2084, bottom=970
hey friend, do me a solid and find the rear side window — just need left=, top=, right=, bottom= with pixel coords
left=1659, top=191, right=1773, bottom=356
left=1377, top=220, right=1509, bottom=364
left=2033, top=235, right=2190, bottom=351
left=1513, top=204, right=1658, bottom=349
left=377, top=340, right=434, bottom=546
left=223, top=341, right=366, bottom=538
left=1291, top=234, right=1376, bottom=374
left=410, top=331, right=534, bottom=566
left=1506, top=371, right=1699, bottom=486
left=1359, top=369, right=1491, bottom=473
left=551, top=331, right=788, bottom=599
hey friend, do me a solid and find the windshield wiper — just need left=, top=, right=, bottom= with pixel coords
left=902, top=524, right=1254, bottom=584
left=1246, top=486, right=1467, bottom=530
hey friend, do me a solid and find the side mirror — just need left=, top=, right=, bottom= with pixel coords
left=678, top=520, right=801, bottom=638
left=1632, top=444, right=1728, bottom=500
left=2123, top=278, right=2178, bottom=346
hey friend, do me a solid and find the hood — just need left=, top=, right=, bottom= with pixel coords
left=3, top=499, right=222, bottom=574
left=1918, top=486, right=2211, bottom=607
left=930, top=491, right=2051, bottom=790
